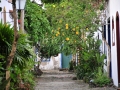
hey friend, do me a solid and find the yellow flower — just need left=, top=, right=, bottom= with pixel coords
left=53, top=5, right=55, bottom=8
left=76, top=31, right=79, bottom=35
left=62, top=33, right=64, bottom=36
left=72, top=28, right=75, bottom=31
left=59, top=20, right=62, bottom=23
left=74, top=40, right=76, bottom=43
left=57, top=31, right=60, bottom=35
left=86, top=10, right=88, bottom=13
left=66, top=37, right=69, bottom=41
left=66, top=26, right=68, bottom=29
left=76, top=27, right=79, bottom=29
left=66, top=24, right=68, bottom=29
left=58, top=27, right=60, bottom=30
left=86, top=28, right=88, bottom=30
left=66, top=24, right=68, bottom=26
left=56, top=34, right=58, bottom=36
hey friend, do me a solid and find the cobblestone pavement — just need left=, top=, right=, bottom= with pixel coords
left=35, top=70, right=117, bottom=90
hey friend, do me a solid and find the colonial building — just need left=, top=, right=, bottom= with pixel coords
left=97, top=0, right=120, bottom=87
left=0, top=0, right=13, bottom=26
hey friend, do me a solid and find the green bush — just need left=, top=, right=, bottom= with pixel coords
left=42, top=0, right=61, bottom=3
left=69, top=61, right=74, bottom=71
left=94, top=75, right=111, bottom=87
left=10, top=33, right=35, bottom=89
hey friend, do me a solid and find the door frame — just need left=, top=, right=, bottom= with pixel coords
left=116, top=11, right=120, bottom=86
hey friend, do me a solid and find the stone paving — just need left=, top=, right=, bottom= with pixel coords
left=35, top=70, right=117, bottom=90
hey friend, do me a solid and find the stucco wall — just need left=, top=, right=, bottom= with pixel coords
left=40, top=53, right=61, bottom=70
left=96, top=0, right=119, bottom=87
left=0, top=0, right=13, bottom=25
left=109, top=0, right=120, bottom=87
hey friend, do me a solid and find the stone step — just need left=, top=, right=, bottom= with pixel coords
left=36, top=76, right=77, bottom=82
left=36, top=72, right=77, bottom=82
left=42, top=70, right=74, bottom=75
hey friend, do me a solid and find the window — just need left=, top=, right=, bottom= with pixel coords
left=0, top=7, right=2, bottom=12
left=103, top=25, right=106, bottom=40
left=112, top=17, right=115, bottom=46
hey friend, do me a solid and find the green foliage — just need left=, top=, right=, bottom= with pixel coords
left=42, top=0, right=61, bottom=3
left=0, top=23, right=13, bottom=46
left=68, top=61, right=75, bottom=71
left=75, top=38, right=104, bottom=82
left=40, top=44, right=60, bottom=58
left=10, top=33, right=35, bottom=89
left=0, top=23, right=14, bottom=88
left=10, top=59, right=35, bottom=89
left=45, top=0, right=99, bottom=55
left=25, top=0, right=103, bottom=58
left=0, top=77, right=11, bottom=90
left=99, top=3, right=104, bottom=10
left=0, top=60, right=6, bottom=89
left=25, top=0, right=51, bottom=44
left=94, top=75, right=111, bottom=87
left=0, top=23, right=35, bottom=89
left=94, top=67, right=111, bottom=87
left=13, top=33, right=35, bottom=69
left=96, top=53, right=105, bottom=66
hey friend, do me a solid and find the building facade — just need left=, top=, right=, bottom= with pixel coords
left=97, top=0, right=120, bottom=87
left=0, top=0, right=13, bottom=26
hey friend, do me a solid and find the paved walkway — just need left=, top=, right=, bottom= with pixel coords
left=35, top=70, right=116, bottom=90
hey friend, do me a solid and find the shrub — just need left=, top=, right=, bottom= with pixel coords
left=69, top=61, right=74, bottom=71
left=94, top=75, right=111, bottom=87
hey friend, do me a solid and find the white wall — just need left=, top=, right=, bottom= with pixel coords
left=109, top=0, right=120, bottom=87
left=97, top=0, right=119, bottom=87
left=0, top=0, right=13, bottom=25
left=0, top=0, right=1, bottom=22
left=40, top=53, right=61, bottom=70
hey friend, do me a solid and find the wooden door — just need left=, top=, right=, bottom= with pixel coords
left=62, top=53, right=72, bottom=68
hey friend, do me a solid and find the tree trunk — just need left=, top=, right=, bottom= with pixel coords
left=6, top=0, right=19, bottom=90
left=20, top=10, right=25, bottom=33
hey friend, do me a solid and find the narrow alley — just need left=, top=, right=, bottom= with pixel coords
left=35, top=70, right=116, bottom=90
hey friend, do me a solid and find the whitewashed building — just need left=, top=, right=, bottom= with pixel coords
left=0, top=0, right=14, bottom=26
left=96, top=0, right=120, bottom=87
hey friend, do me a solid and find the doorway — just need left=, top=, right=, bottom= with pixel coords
left=116, top=11, right=120, bottom=86
left=107, top=18, right=112, bottom=77
left=62, top=53, right=72, bottom=68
